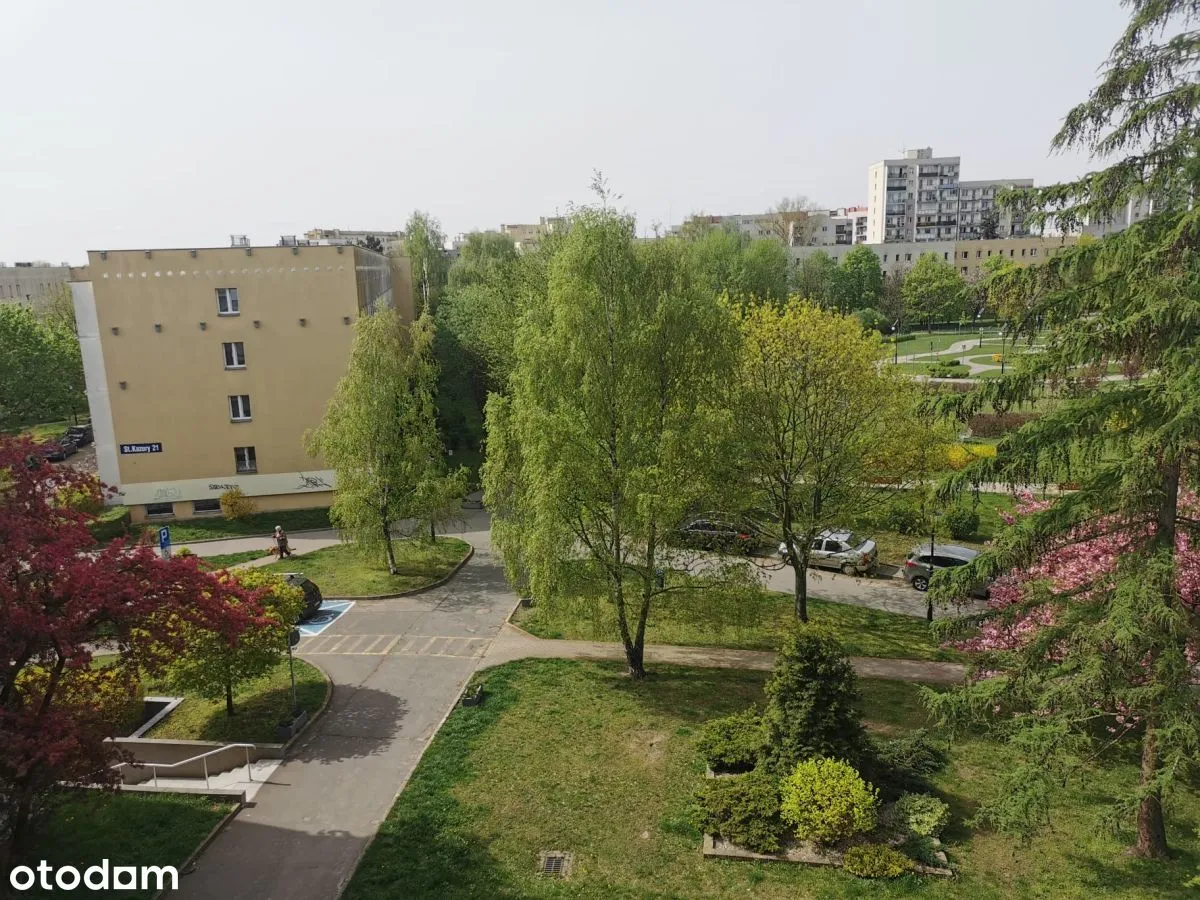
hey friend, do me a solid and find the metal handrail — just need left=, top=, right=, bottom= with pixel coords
left=111, top=743, right=257, bottom=789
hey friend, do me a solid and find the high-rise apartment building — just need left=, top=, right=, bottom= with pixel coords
left=866, top=148, right=1032, bottom=244
left=70, top=244, right=412, bottom=524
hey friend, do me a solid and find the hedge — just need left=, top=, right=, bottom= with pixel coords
left=89, top=506, right=131, bottom=543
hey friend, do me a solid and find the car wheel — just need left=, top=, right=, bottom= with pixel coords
left=912, top=576, right=929, bottom=592
left=841, top=563, right=858, bottom=577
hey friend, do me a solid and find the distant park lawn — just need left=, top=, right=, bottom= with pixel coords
left=20, top=791, right=236, bottom=900
left=145, top=658, right=329, bottom=743
left=344, top=658, right=1200, bottom=900
left=514, top=590, right=962, bottom=662
left=258, top=537, right=471, bottom=597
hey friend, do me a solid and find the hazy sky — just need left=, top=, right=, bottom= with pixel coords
left=5, top=0, right=1130, bottom=263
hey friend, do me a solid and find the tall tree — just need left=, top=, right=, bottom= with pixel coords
left=930, top=0, right=1200, bottom=860
left=902, top=252, right=968, bottom=327
left=741, top=238, right=789, bottom=303
left=355, top=234, right=385, bottom=253
left=734, top=300, right=928, bottom=621
left=832, top=244, right=885, bottom=313
left=792, top=250, right=838, bottom=308
left=766, top=196, right=826, bottom=247
left=308, top=308, right=467, bottom=574
left=403, top=211, right=449, bottom=316
left=483, top=208, right=742, bottom=677
left=0, top=304, right=84, bottom=428
left=0, top=437, right=261, bottom=867
left=979, top=207, right=1000, bottom=240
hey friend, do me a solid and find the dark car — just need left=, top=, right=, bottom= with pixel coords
left=65, top=424, right=94, bottom=447
left=678, top=518, right=757, bottom=553
left=285, top=573, right=324, bottom=621
left=903, top=543, right=990, bottom=598
left=40, top=437, right=78, bottom=462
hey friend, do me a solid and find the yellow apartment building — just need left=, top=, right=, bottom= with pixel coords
left=70, top=244, right=413, bottom=523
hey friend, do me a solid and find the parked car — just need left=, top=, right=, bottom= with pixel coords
left=285, top=573, right=324, bottom=621
left=40, top=437, right=78, bottom=462
left=678, top=518, right=758, bottom=553
left=65, top=423, right=93, bottom=447
left=778, top=529, right=878, bottom=576
left=902, top=543, right=990, bottom=598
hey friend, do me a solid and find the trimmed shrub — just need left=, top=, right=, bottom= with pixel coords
left=943, top=442, right=996, bottom=471
left=893, top=792, right=951, bottom=838
left=842, top=843, right=915, bottom=879
left=967, top=411, right=1037, bottom=437
left=697, top=707, right=768, bottom=772
left=855, top=307, right=888, bottom=333
left=764, top=629, right=870, bottom=774
left=690, top=769, right=787, bottom=854
left=883, top=498, right=925, bottom=536
left=870, top=729, right=948, bottom=795
left=942, top=504, right=980, bottom=540
left=927, top=361, right=969, bottom=379
left=88, top=505, right=131, bottom=543
left=220, top=487, right=257, bottom=520
left=780, top=758, right=878, bottom=845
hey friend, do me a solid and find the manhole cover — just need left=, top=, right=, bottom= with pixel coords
left=537, top=851, right=572, bottom=878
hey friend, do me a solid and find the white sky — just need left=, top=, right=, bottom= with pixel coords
left=4, top=0, right=1129, bottom=263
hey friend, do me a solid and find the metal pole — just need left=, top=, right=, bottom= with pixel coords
left=1000, top=328, right=1006, bottom=375
left=246, top=746, right=253, bottom=782
left=288, top=643, right=297, bottom=714
left=203, top=757, right=210, bottom=789
left=927, top=527, right=936, bottom=622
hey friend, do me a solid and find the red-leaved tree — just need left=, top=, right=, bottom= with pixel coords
left=0, top=436, right=267, bottom=867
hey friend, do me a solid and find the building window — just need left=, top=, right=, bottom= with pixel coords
left=193, top=498, right=222, bottom=515
left=223, top=342, right=246, bottom=368
left=234, top=446, right=257, bottom=474
left=961, top=251, right=968, bottom=259
left=1030, top=248, right=1038, bottom=257
left=961, top=267, right=968, bottom=275
left=883, top=254, right=888, bottom=262
left=229, top=394, right=252, bottom=421
left=1021, top=248, right=1027, bottom=256
left=987, top=250, right=993, bottom=256
left=905, top=253, right=911, bottom=261
left=145, top=502, right=173, bottom=518
left=943, top=252, right=949, bottom=260
left=976, top=250, right=982, bottom=258
left=1010, top=249, right=1015, bottom=256
left=216, top=287, right=240, bottom=315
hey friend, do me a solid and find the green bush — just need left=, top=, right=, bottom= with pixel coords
left=967, top=411, right=1038, bottom=437
left=88, top=505, right=131, bottom=543
left=779, top=758, right=878, bottom=845
left=884, top=333, right=916, bottom=345
left=893, top=793, right=951, bottom=838
left=763, top=629, right=869, bottom=774
left=927, top=361, right=970, bottom=379
left=219, top=487, right=257, bottom=521
left=855, top=307, right=888, bottom=333
left=690, top=770, right=787, bottom=854
left=696, top=707, right=767, bottom=772
left=942, top=504, right=980, bottom=540
left=868, top=729, right=949, bottom=795
left=841, top=843, right=915, bottom=879
left=882, top=498, right=926, bottom=536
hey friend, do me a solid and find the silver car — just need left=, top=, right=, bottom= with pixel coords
left=902, top=543, right=990, bottom=597
left=778, top=529, right=879, bottom=576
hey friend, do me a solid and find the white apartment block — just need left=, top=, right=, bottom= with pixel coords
left=1082, top=196, right=1157, bottom=237
left=303, top=228, right=405, bottom=254
left=499, top=217, right=567, bottom=252
left=0, top=262, right=71, bottom=305
left=669, top=207, right=868, bottom=247
left=867, top=148, right=1032, bottom=244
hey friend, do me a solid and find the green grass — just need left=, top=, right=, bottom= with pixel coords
left=145, top=658, right=328, bottom=743
left=21, top=791, right=235, bottom=899
left=849, top=489, right=1016, bottom=566
left=16, top=419, right=70, bottom=442
left=514, top=591, right=962, bottom=661
left=193, top=549, right=271, bottom=570
left=258, top=537, right=471, bottom=597
left=146, top=507, right=334, bottom=543
left=343, top=659, right=1200, bottom=900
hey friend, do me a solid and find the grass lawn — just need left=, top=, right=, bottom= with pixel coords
left=14, top=419, right=71, bottom=442
left=21, top=791, right=235, bottom=899
left=850, top=489, right=1016, bottom=567
left=146, top=507, right=333, bottom=543
left=258, top=537, right=471, bottom=597
left=195, top=549, right=271, bottom=570
left=344, top=659, right=1200, bottom=900
left=514, top=591, right=962, bottom=661
left=145, top=658, right=328, bottom=743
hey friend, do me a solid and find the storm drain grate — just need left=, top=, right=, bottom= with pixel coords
left=538, top=851, right=572, bottom=878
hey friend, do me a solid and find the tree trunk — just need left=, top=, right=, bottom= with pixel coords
left=225, top=681, right=235, bottom=718
left=1135, top=725, right=1169, bottom=858
left=1, top=779, right=36, bottom=874
left=383, top=514, right=398, bottom=575
left=793, top=552, right=809, bottom=623
left=430, top=519, right=436, bottom=542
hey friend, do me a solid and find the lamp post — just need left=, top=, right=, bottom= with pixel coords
left=1000, top=325, right=1007, bottom=375
left=892, top=321, right=900, bottom=365
left=287, top=627, right=300, bottom=714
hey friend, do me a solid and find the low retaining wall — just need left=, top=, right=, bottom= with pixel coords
left=108, top=738, right=285, bottom=785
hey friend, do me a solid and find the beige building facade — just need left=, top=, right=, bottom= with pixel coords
left=791, top=234, right=1077, bottom=280
left=0, top=262, right=72, bottom=305
left=70, top=244, right=413, bottom=523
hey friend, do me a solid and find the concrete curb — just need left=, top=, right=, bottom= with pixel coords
left=323, top=544, right=475, bottom=602
left=156, top=796, right=246, bottom=900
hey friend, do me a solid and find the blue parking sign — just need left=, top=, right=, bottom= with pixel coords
left=158, top=526, right=171, bottom=559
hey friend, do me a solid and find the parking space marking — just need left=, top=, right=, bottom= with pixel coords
left=300, top=633, right=498, bottom=659
left=297, top=601, right=355, bottom=637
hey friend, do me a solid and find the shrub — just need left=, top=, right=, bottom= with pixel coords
left=967, top=411, right=1037, bottom=437
left=942, top=504, right=980, bottom=540
left=176, top=547, right=194, bottom=557
left=220, top=487, right=257, bottom=520
left=841, top=843, right=915, bottom=879
left=927, top=362, right=969, bottom=379
left=855, top=307, right=888, bottom=333
left=763, top=629, right=869, bottom=774
left=697, top=707, right=768, bottom=772
left=892, top=792, right=951, bottom=838
left=780, top=758, right=878, bottom=845
left=943, top=442, right=996, bottom=471
left=88, top=505, right=131, bottom=543
left=869, top=729, right=949, bottom=795
left=690, top=769, right=786, bottom=854
left=883, top=498, right=925, bottom=535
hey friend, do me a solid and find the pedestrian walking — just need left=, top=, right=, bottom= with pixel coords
left=274, top=525, right=292, bottom=558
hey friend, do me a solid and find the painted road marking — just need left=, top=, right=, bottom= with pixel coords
left=297, top=600, right=355, bottom=637
left=300, top=633, right=494, bottom=658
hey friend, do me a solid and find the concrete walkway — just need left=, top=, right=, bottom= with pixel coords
left=483, top=623, right=967, bottom=684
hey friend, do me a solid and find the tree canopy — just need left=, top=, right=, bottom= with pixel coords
left=832, top=245, right=884, bottom=313
left=902, top=252, right=968, bottom=325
